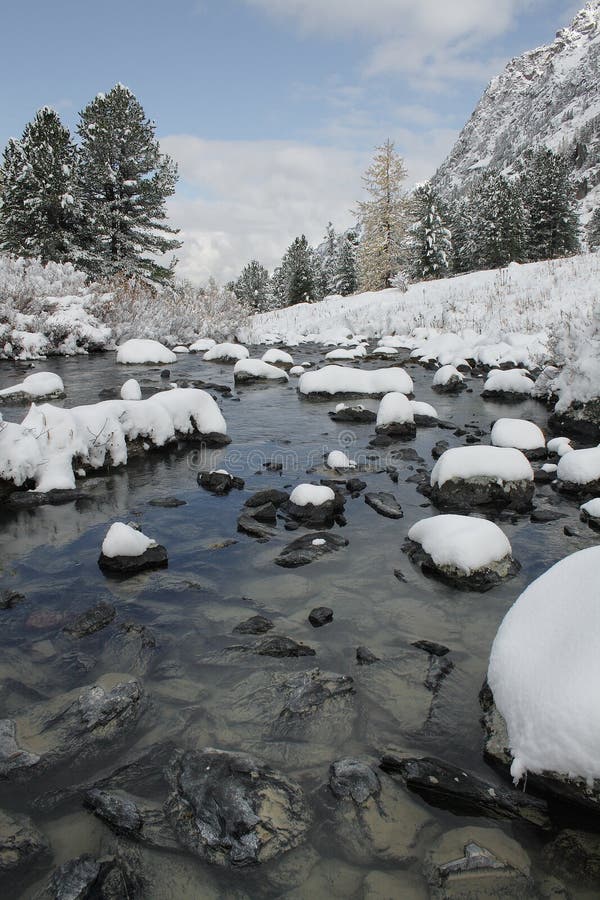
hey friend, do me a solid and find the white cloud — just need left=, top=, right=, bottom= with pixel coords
left=162, top=130, right=457, bottom=284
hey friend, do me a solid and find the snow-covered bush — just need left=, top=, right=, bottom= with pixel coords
left=549, top=301, right=600, bottom=412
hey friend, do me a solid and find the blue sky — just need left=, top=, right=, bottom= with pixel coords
left=1, top=0, right=582, bottom=281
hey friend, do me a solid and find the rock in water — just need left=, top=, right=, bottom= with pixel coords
left=364, top=492, right=403, bottom=519
left=308, top=607, right=333, bottom=627
left=0, top=808, right=49, bottom=875
left=98, top=545, right=168, bottom=576
left=275, top=533, right=349, bottom=568
left=233, top=615, right=274, bottom=635
left=36, top=853, right=138, bottom=900
left=198, top=471, right=245, bottom=494
left=63, top=601, right=116, bottom=638
left=164, top=748, right=312, bottom=866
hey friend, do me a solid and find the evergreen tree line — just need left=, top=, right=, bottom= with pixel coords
left=0, top=85, right=180, bottom=283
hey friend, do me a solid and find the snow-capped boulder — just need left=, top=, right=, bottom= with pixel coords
left=432, top=365, right=465, bottom=394
left=405, top=514, right=519, bottom=592
left=325, top=346, right=366, bottom=361
left=430, top=446, right=534, bottom=512
left=204, top=342, right=249, bottom=363
left=326, top=450, right=355, bottom=470
left=482, top=369, right=535, bottom=402
left=557, top=446, right=600, bottom=495
left=580, top=497, right=600, bottom=531
left=261, top=348, right=294, bottom=369
left=233, top=359, right=289, bottom=384
left=116, top=339, right=177, bottom=365
left=490, top=418, right=546, bottom=459
left=189, top=338, right=216, bottom=353
left=172, top=345, right=190, bottom=353
left=371, top=346, right=398, bottom=357
left=120, top=379, right=142, bottom=401
left=281, top=483, right=345, bottom=528
left=375, top=392, right=416, bottom=439
left=410, top=400, right=439, bottom=426
left=532, top=365, right=560, bottom=402
left=299, top=366, right=413, bottom=400
left=486, top=547, right=600, bottom=803
left=98, top=522, right=168, bottom=574
left=547, top=436, right=573, bottom=457
left=0, top=372, right=65, bottom=404
left=289, top=366, right=305, bottom=376
left=275, top=532, right=349, bottom=567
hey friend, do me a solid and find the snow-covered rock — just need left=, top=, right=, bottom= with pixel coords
left=491, top=418, right=546, bottom=458
left=116, top=339, right=177, bottom=365
left=189, top=338, right=216, bottom=353
left=99, top=522, right=168, bottom=574
left=375, top=392, right=416, bottom=438
left=172, top=345, right=190, bottom=353
left=410, top=400, right=439, bottom=426
left=289, top=366, right=305, bottom=376
left=325, top=346, right=366, bottom=361
left=289, top=484, right=335, bottom=507
left=0, top=372, right=65, bottom=403
left=261, top=348, right=294, bottom=368
left=298, top=365, right=413, bottom=399
left=557, top=446, right=600, bottom=493
left=405, top=514, right=518, bottom=591
left=233, top=359, right=289, bottom=384
left=547, top=436, right=573, bottom=457
left=120, top=379, right=142, bottom=401
left=431, top=446, right=534, bottom=512
left=488, top=547, right=600, bottom=785
left=204, top=342, right=249, bottom=363
left=283, top=483, right=344, bottom=528
left=326, top=450, right=355, bottom=470
left=482, top=369, right=534, bottom=401
left=580, top=497, right=600, bottom=531
left=371, top=346, right=398, bottom=357
left=432, top=365, right=465, bottom=394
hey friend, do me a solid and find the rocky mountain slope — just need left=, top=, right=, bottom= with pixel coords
left=433, top=2, right=600, bottom=224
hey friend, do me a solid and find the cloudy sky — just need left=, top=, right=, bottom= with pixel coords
left=1, top=0, right=581, bottom=282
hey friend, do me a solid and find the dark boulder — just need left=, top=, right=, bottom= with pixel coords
left=364, top=492, right=403, bottom=519
left=0, top=808, right=49, bottom=875
left=233, top=615, right=274, bottom=635
left=403, top=538, right=520, bottom=592
left=198, top=471, right=244, bottom=494
left=98, top=545, right=168, bottom=575
left=244, top=488, right=289, bottom=508
left=356, top=646, right=379, bottom=665
left=328, top=407, right=376, bottom=423
left=237, top=514, right=275, bottom=540
left=275, top=532, right=349, bottom=568
left=308, top=607, right=333, bottom=627
left=430, top=477, right=534, bottom=513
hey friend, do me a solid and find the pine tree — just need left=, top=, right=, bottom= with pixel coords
left=471, top=171, right=526, bottom=269
left=320, top=221, right=338, bottom=294
left=587, top=207, right=600, bottom=252
left=356, top=140, right=408, bottom=291
left=334, top=230, right=358, bottom=295
left=409, top=182, right=452, bottom=280
left=522, top=148, right=580, bottom=261
left=277, top=235, right=323, bottom=306
left=77, top=84, right=181, bottom=282
left=449, top=197, right=477, bottom=274
left=0, top=108, right=81, bottom=262
left=232, top=260, right=273, bottom=312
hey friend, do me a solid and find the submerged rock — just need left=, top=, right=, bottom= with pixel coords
left=237, top=513, right=275, bottom=540
left=364, top=492, right=403, bottom=519
left=542, top=829, right=600, bottom=886
left=36, top=853, right=139, bottom=900
left=0, top=808, right=49, bottom=875
left=274, top=533, right=349, bottom=567
left=232, top=615, right=274, bottom=635
left=63, top=601, right=116, bottom=638
left=308, top=606, right=333, bottom=627
left=164, top=748, right=312, bottom=866
left=244, top=488, right=289, bottom=508
left=356, top=646, right=379, bottom=666
left=249, top=635, right=316, bottom=658
left=148, top=496, right=186, bottom=508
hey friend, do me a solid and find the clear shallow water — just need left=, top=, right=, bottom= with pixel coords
left=0, top=349, right=598, bottom=899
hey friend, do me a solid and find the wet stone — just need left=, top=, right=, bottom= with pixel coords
left=329, top=407, right=376, bottom=423
left=233, top=615, right=274, bottom=635
left=36, top=853, right=138, bottom=900
left=237, top=514, right=275, bottom=540
left=308, top=606, right=333, bottom=627
left=346, top=477, right=367, bottom=493
left=198, top=471, right=245, bottom=494
left=530, top=507, right=567, bottom=523
left=542, top=829, right=600, bottom=886
left=63, top=601, right=116, bottom=638
left=98, top=544, right=168, bottom=576
left=432, top=441, right=449, bottom=459
left=244, top=488, right=289, bottom=508
left=7, top=488, right=88, bottom=509
left=425, top=655, right=454, bottom=692
left=281, top=491, right=345, bottom=528
left=412, top=639, right=450, bottom=657
left=252, top=635, right=316, bottom=658
left=0, top=590, right=26, bottom=610
left=0, top=808, right=49, bottom=875
left=430, top=476, right=534, bottom=513
left=356, top=646, right=380, bottom=666
left=164, top=748, right=312, bottom=866
left=246, top=502, right=277, bottom=523
left=329, top=758, right=381, bottom=804
left=364, top=492, right=403, bottom=519
left=148, top=496, right=186, bottom=507
left=275, top=532, right=349, bottom=568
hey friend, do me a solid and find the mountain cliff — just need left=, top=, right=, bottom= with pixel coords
left=433, top=2, right=600, bottom=223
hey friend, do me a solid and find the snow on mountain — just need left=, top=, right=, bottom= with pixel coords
left=433, top=2, right=600, bottom=223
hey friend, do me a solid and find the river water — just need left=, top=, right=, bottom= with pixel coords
left=0, top=348, right=597, bottom=898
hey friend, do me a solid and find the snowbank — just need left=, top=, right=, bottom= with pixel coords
left=488, top=546, right=600, bottom=782
left=408, top=514, right=512, bottom=575
left=0, top=372, right=65, bottom=402
left=557, top=446, right=600, bottom=486
left=431, top=446, right=534, bottom=488
left=233, top=359, right=289, bottom=382
left=289, top=484, right=335, bottom=506
left=298, top=365, right=413, bottom=398
left=204, top=342, right=249, bottom=362
left=490, top=419, right=545, bottom=451
left=120, top=379, right=142, bottom=401
left=101, top=522, right=157, bottom=558
left=376, top=392, right=414, bottom=427
left=116, top=339, right=177, bottom=365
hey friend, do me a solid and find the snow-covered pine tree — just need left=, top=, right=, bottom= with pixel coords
left=409, top=182, right=452, bottom=280
left=356, top=140, right=408, bottom=291
left=320, top=221, right=338, bottom=294
left=522, top=148, right=580, bottom=261
left=232, top=260, right=273, bottom=312
left=277, top=235, right=323, bottom=306
left=471, top=171, right=526, bottom=269
left=334, top=230, right=358, bottom=295
left=449, top=196, right=477, bottom=274
left=0, top=108, right=81, bottom=263
left=587, top=207, right=600, bottom=252
left=77, top=84, right=181, bottom=283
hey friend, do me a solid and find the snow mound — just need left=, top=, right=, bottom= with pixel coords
left=488, top=546, right=600, bottom=783
left=204, top=342, right=249, bottom=362
left=120, top=379, right=142, bottom=401
left=491, top=418, right=545, bottom=451
left=326, top=450, right=355, bottom=469
left=289, top=366, right=305, bottom=376
left=233, top=359, right=289, bottom=381
left=408, top=514, right=512, bottom=574
left=547, top=436, right=573, bottom=456
left=262, top=348, right=294, bottom=366
left=116, top=339, right=177, bottom=365
left=325, top=346, right=366, bottom=360
left=371, top=346, right=398, bottom=356
left=580, top=497, right=600, bottom=518
left=298, top=365, right=413, bottom=398
left=172, top=345, right=190, bottom=353
left=289, top=484, right=335, bottom=506
left=0, top=372, right=64, bottom=401
left=432, top=365, right=464, bottom=387
left=557, top=446, right=600, bottom=485
left=411, top=400, right=438, bottom=420
left=431, top=446, right=534, bottom=487
left=102, top=522, right=157, bottom=558
left=483, top=369, right=534, bottom=395
left=376, top=392, right=414, bottom=427
left=189, top=338, right=216, bottom=352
